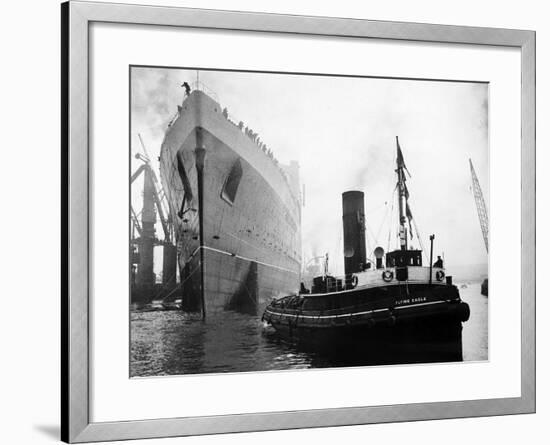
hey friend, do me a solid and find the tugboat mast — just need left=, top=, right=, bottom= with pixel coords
left=396, top=136, right=408, bottom=251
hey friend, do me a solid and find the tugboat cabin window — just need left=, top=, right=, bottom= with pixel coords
left=221, top=159, right=243, bottom=204
left=386, top=250, right=422, bottom=267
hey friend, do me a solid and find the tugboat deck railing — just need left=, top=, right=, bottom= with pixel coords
left=356, top=266, right=446, bottom=288
left=302, top=266, right=447, bottom=298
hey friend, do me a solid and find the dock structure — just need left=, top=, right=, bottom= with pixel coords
left=135, top=162, right=156, bottom=289
left=131, top=136, right=178, bottom=304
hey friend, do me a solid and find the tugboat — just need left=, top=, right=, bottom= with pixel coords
left=263, top=138, right=470, bottom=361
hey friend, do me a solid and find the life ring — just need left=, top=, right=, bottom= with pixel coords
left=382, top=270, right=394, bottom=282
left=436, top=270, right=445, bottom=282
left=351, top=275, right=359, bottom=288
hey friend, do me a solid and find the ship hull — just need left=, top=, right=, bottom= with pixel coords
left=180, top=247, right=300, bottom=314
left=160, top=91, right=301, bottom=315
left=481, top=278, right=489, bottom=296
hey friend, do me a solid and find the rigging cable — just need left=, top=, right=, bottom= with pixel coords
left=375, top=186, right=397, bottom=248
left=332, top=223, right=344, bottom=275
left=386, top=182, right=397, bottom=252
left=364, top=219, right=376, bottom=256
left=412, top=214, right=428, bottom=263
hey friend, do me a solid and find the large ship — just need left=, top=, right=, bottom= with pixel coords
left=159, top=85, right=302, bottom=316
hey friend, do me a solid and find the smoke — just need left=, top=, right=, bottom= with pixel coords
left=130, top=68, right=190, bottom=238
left=130, top=68, right=488, bottom=276
left=131, top=67, right=187, bottom=148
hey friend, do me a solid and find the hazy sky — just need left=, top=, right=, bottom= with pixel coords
left=131, top=67, right=488, bottom=276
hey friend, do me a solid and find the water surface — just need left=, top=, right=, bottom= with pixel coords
left=130, top=282, right=488, bottom=377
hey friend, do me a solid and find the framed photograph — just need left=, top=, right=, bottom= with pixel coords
left=62, top=1, right=535, bottom=442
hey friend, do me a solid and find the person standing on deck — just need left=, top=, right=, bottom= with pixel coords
left=181, top=81, right=191, bottom=96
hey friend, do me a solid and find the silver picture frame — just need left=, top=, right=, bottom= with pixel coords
left=61, top=1, right=535, bottom=442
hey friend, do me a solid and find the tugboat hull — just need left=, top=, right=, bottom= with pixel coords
left=262, top=283, right=470, bottom=363
left=269, top=315, right=465, bottom=366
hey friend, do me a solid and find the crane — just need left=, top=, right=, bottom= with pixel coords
left=470, top=159, right=488, bottom=296
left=131, top=134, right=178, bottom=302
left=132, top=134, right=172, bottom=244
left=469, top=159, right=488, bottom=252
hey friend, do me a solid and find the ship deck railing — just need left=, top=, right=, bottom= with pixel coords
left=191, top=80, right=220, bottom=104
left=269, top=276, right=458, bottom=315
left=167, top=80, right=222, bottom=128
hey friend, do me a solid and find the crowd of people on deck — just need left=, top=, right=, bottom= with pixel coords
left=221, top=106, right=289, bottom=181
left=180, top=81, right=295, bottom=190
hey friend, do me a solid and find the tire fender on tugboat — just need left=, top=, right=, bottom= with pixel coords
left=382, top=270, right=394, bottom=282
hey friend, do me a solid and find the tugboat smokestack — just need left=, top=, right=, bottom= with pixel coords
left=342, top=191, right=367, bottom=275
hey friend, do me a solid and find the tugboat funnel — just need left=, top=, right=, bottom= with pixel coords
left=342, top=191, right=367, bottom=275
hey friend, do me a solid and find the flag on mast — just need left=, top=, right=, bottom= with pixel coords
left=396, top=136, right=411, bottom=177
left=396, top=136, right=414, bottom=239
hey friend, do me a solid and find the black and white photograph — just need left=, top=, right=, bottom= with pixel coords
left=1, top=0, right=542, bottom=443
left=129, top=67, right=489, bottom=377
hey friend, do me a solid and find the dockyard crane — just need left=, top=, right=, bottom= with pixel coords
left=131, top=134, right=178, bottom=302
left=132, top=134, right=172, bottom=244
left=469, top=159, right=489, bottom=296
left=469, top=159, right=488, bottom=252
